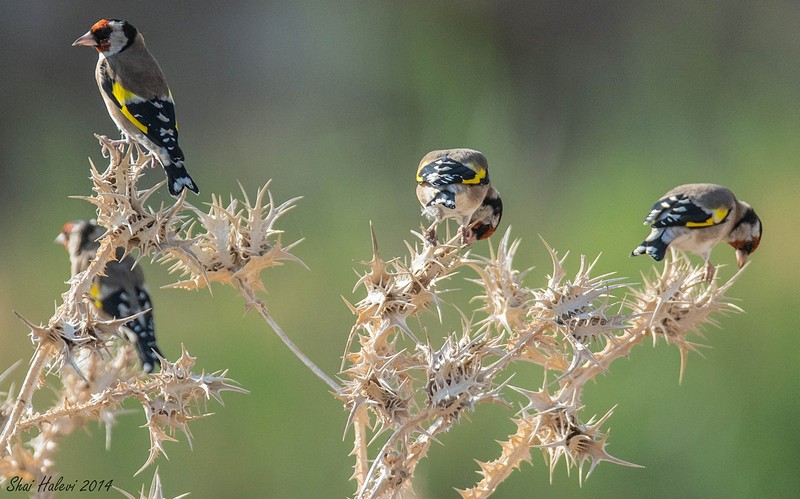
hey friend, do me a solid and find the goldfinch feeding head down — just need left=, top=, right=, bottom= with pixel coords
left=56, top=220, right=163, bottom=373
left=415, top=148, right=496, bottom=245
left=73, top=19, right=198, bottom=196
left=631, top=183, right=762, bottom=279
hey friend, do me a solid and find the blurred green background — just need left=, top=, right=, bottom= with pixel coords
left=1, top=1, right=798, bottom=497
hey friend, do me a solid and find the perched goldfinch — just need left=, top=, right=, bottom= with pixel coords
left=463, top=186, right=503, bottom=245
left=56, top=220, right=163, bottom=372
left=73, top=19, right=198, bottom=196
left=416, top=148, right=492, bottom=245
left=631, top=183, right=762, bottom=279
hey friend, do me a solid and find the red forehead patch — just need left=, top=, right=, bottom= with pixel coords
left=91, top=19, right=111, bottom=32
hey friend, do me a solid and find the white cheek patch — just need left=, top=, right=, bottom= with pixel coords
left=106, top=27, right=130, bottom=55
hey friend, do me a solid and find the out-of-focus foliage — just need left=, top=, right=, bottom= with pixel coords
left=0, top=1, right=797, bottom=497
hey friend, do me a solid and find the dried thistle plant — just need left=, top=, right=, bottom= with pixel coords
left=0, top=135, right=752, bottom=498
left=0, top=136, right=308, bottom=492
left=340, top=227, right=747, bottom=498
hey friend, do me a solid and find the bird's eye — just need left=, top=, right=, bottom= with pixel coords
left=94, top=26, right=112, bottom=40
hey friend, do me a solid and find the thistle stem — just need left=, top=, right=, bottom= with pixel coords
left=350, top=404, right=370, bottom=489
left=235, top=279, right=342, bottom=395
left=0, top=341, right=54, bottom=454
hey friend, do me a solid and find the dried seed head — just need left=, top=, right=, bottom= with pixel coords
left=422, top=332, right=500, bottom=421
left=531, top=243, right=628, bottom=331
left=522, top=242, right=631, bottom=377
left=342, top=347, right=413, bottom=430
left=467, top=230, right=534, bottom=333
left=349, top=230, right=462, bottom=343
left=75, top=136, right=186, bottom=256
left=531, top=405, right=641, bottom=485
left=629, top=255, right=743, bottom=381
left=137, top=347, right=248, bottom=473
left=161, top=182, right=304, bottom=292
left=15, top=296, right=135, bottom=382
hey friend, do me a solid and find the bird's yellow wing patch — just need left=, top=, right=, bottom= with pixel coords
left=460, top=162, right=487, bottom=184
left=111, top=82, right=149, bottom=134
left=90, top=282, right=103, bottom=309
left=685, top=207, right=730, bottom=227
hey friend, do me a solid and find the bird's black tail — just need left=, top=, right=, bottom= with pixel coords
left=631, top=232, right=669, bottom=261
left=127, top=311, right=162, bottom=373
left=164, top=159, right=199, bottom=196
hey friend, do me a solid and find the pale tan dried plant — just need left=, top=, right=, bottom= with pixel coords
left=0, top=136, right=310, bottom=495
left=340, top=227, right=747, bottom=498
left=0, top=136, right=750, bottom=498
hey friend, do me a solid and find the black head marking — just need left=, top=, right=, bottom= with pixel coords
left=732, top=207, right=760, bottom=231
left=91, top=19, right=137, bottom=52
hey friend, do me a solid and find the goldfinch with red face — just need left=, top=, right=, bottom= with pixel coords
left=73, top=19, right=198, bottom=196
left=416, top=148, right=492, bottom=245
left=631, top=183, right=762, bottom=279
left=56, top=220, right=163, bottom=372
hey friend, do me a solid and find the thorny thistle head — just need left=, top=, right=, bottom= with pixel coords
left=137, top=347, right=248, bottom=473
left=15, top=302, right=139, bottom=380
left=515, top=388, right=641, bottom=484
left=629, top=254, right=745, bottom=382
left=76, top=136, right=186, bottom=256
left=346, top=228, right=463, bottom=345
left=422, top=331, right=506, bottom=421
left=528, top=242, right=632, bottom=377
left=160, top=181, right=304, bottom=293
left=467, top=230, right=535, bottom=333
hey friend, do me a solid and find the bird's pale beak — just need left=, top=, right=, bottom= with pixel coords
left=72, top=31, right=97, bottom=47
left=54, top=233, right=67, bottom=245
left=735, top=249, right=749, bottom=269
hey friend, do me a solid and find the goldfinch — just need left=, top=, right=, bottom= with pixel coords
left=73, top=19, right=198, bottom=196
left=416, top=148, right=492, bottom=245
left=463, top=186, right=503, bottom=245
left=56, top=220, right=163, bottom=372
left=631, top=183, right=762, bottom=279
